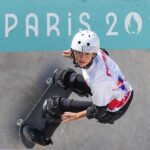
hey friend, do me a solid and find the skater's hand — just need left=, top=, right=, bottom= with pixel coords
left=62, top=50, right=73, bottom=59
left=61, top=111, right=87, bottom=123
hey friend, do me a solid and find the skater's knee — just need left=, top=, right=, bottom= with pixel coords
left=52, top=67, right=76, bottom=89
left=52, top=67, right=92, bottom=97
left=42, top=96, right=63, bottom=119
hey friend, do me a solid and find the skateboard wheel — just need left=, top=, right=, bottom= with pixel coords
left=46, top=78, right=52, bottom=85
left=17, top=118, right=24, bottom=127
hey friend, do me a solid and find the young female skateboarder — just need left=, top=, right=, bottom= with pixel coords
left=23, top=30, right=133, bottom=146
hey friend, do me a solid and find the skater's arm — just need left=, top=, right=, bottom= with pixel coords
left=61, top=105, right=108, bottom=123
left=61, top=110, right=87, bottom=123
left=62, top=49, right=73, bottom=59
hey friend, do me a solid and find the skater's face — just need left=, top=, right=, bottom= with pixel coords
left=73, top=51, right=96, bottom=68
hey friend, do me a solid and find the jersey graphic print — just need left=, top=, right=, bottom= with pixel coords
left=82, top=50, right=132, bottom=112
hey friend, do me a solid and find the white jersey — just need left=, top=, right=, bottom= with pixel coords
left=82, top=50, right=133, bottom=112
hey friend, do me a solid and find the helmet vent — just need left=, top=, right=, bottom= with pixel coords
left=78, top=41, right=81, bottom=44
left=71, top=30, right=100, bottom=53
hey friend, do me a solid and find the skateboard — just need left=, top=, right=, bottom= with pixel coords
left=16, top=77, right=72, bottom=149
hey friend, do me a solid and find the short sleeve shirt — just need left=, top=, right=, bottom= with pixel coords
left=82, top=50, right=133, bottom=112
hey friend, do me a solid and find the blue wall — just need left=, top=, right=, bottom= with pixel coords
left=0, top=0, right=149, bottom=51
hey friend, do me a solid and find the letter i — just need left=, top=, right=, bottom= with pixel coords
left=68, top=12, right=72, bottom=36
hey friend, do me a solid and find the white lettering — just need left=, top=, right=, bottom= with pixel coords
left=68, top=12, right=72, bottom=36
left=47, top=13, right=60, bottom=36
left=5, top=14, right=18, bottom=37
left=79, top=12, right=91, bottom=31
left=26, top=13, right=39, bottom=37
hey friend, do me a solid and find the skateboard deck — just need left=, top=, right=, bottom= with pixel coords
left=17, top=77, right=72, bottom=148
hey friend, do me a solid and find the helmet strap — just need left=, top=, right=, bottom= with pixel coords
left=71, top=49, right=80, bottom=68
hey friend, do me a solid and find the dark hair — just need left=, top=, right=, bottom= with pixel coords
left=71, top=49, right=80, bottom=67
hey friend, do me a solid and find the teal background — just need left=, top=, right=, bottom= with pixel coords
left=0, top=0, right=150, bottom=51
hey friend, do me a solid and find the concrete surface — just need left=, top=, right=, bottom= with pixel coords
left=0, top=50, right=150, bottom=150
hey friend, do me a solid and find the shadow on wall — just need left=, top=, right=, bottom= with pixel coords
left=0, top=51, right=75, bottom=149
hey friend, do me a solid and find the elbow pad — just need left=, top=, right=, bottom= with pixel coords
left=86, top=105, right=107, bottom=119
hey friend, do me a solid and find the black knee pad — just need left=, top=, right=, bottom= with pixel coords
left=42, top=96, right=63, bottom=121
left=53, top=67, right=76, bottom=89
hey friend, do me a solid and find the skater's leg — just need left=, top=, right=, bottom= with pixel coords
left=23, top=67, right=93, bottom=146
left=60, top=98, right=93, bottom=112
left=42, top=96, right=93, bottom=119
left=42, top=121, right=60, bottom=144
left=23, top=125, right=53, bottom=146
left=53, top=67, right=92, bottom=97
left=41, top=97, right=92, bottom=141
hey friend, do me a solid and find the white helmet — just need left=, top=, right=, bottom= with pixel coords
left=71, top=30, right=100, bottom=53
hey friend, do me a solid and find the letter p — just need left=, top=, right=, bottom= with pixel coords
left=5, top=14, right=18, bottom=37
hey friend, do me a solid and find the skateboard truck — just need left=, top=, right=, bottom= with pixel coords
left=46, top=78, right=53, bottom=85
left=17, top=118, right=24, bottom=127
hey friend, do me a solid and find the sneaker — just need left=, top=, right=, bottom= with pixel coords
left=23, top=125, right=53, bottom=146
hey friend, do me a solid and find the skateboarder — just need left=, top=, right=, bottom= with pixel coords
left=23, top=30, right=134, bottom=146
